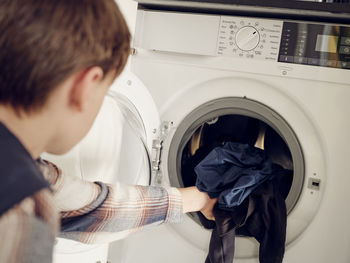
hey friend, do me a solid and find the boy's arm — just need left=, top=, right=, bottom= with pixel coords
left=38, top=159, right=212, bottom=244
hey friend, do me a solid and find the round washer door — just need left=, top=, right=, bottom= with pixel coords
left=43, top=72, right=159, bottom=261
left=156, top=77, right=326, bottom=259
left=76, top=71, right=160, bottom=186
left=43, top=71, right=159, bottom=185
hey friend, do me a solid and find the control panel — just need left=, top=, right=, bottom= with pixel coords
left=279, top=22, right=350, bottom=69
left=217, top=16, right=350, bottom=70
left=217, top=16, right=283, bottom=61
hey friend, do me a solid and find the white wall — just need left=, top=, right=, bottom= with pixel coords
left=115, top=0, right=138, bottom=72
left=115, top=0, right=138, bottom=36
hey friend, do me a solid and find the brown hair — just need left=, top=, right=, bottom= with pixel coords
left=0, top=0, right=131, bottom=112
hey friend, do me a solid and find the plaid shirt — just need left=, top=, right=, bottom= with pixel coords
left=0, top=159, right=183, bottom=262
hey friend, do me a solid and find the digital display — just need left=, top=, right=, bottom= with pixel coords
left=279, top=22, right=350, bottom=70
left=315, top=35, right=339, bottom=53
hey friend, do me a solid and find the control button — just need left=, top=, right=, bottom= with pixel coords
left=279, top=55, right=294, bottom=63
left=338, top=61, right=350, bottom=69
left=340, top=46, right=350, bottom=55
left=340, top=37, right=350, bottom=45
left=294, top=56, right=308, bottom=64
left=307, top=58, right=320, bottom=65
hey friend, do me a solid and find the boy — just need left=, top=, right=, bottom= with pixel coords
left=0, top=0, right=216, bottom=262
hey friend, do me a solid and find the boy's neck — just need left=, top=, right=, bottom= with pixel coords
left=0, top=105, right=56, bottom=159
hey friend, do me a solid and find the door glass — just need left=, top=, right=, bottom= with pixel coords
left=78, top=91, right=151, bottom=185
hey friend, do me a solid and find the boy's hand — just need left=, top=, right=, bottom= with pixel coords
left=200, top=196, right=217, bottom=221
left=178, top=186, right=218, bottom=220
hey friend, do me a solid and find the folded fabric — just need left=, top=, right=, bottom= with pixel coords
left=195, top=142, right=285, bottom=210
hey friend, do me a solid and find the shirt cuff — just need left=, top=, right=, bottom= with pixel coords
left=164, top=187, right=183, bottom=224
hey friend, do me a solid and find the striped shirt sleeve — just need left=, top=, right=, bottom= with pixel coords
left=38, top=159, right=183, bottom=244
left=0, top=189, right=59, bottom=263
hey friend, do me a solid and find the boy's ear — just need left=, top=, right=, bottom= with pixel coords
left=68, top=67, right=104, bottom=111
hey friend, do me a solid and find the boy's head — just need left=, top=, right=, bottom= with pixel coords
left=0, top=0, right=130, bottom=154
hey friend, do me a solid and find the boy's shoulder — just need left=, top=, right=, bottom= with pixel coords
left=0, top=122, right=49, bottom=216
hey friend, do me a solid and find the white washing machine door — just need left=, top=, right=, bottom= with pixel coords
left=43, top=72, right=160, bottom=263
left=76, top=72, right=160, bottom=186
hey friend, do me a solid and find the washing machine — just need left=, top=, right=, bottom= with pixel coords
left=107, top=1, right=350, bottom=263
left=46, top=1, right=350, bottom=262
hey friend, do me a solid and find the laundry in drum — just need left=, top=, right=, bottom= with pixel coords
left=180, top=116, right=293, bottom=263
left=195, top=141, right=290, bottom=210
left=181, top=115, right=293, bottom=205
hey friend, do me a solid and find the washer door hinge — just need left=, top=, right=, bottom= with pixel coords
left=151, top=121, right=173, bottom=185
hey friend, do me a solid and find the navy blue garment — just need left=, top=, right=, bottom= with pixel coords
left=0, top=122, right=49, bottom=217
left=195, top=142, right=284, bottom=210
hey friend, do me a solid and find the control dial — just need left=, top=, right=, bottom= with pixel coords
left=235, top=26, right=260, bottom=51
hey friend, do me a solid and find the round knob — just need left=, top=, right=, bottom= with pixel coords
left=235, top=26, right=260, bottom=51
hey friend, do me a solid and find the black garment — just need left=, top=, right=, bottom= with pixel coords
left=0, top=122, right=49, bottom=216
left=204, top=198, right=251, bottom=263
left=202, top=174, right=290, bottom=263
